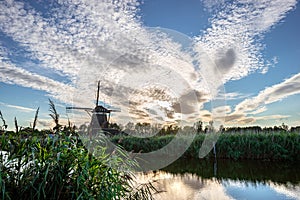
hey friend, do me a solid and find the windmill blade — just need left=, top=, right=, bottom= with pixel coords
left=66, top=107, right=93, bottom=117
left=106, top=106, right=121, bottom=112
left=66, top=107, right=93, bottom=111
left=96, top=80, right=100, bottom=107
left=108, top=109, right=121, bottom=112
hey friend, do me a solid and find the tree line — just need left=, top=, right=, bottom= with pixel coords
left=109, top=120, right=300, bottom=136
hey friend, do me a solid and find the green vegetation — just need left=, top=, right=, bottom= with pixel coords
left=0, top=131, right=156, bottom=199
left=0, top=100, right=156, bottom=200
left=112, top=132, right=300, bottom=161
left=213, top=132, right=300, bottom=161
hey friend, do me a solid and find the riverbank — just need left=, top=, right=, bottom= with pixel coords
left=111, top=132, right=300, bottom=161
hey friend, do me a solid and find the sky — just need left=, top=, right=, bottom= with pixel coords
left=0, top=0, right=300, bottom=130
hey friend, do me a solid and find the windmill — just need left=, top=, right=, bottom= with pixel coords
left=66, top=81, right=120, bottom=135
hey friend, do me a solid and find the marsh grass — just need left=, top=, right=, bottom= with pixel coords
left=112, top=132, right=300, bottom=161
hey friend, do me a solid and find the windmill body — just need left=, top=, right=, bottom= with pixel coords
left=91, top=105, right=109, bottom=129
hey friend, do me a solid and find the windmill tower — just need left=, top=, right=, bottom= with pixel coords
left=66, top=81, right=120, bottom=135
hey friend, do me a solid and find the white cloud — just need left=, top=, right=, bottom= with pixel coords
left=248, top=106, right=267, bottom=115
left=0, top=59, right=74, bottom=103
left=0, top=0, right=143, bottom=79
left=216, top=113, right=289, bottom=125
left=202, top=0, right=226, bottom=11
left=235, top=73, right=300, bottom=114
left=0, top=102, right=35, bottom=112
left=213, top=105, right=232, bottom=115
left=195, top=0, right=296, bottom=83
left=255, top=114, right=290, bottom=121
left=224, top=92, right=252, bottom=100
left=195, top=0, right=297, bottom=126
left=220, top=73, right=300, bottom=125
left=0, top=47, right=74, bottom=104
left=261, top=56, right=278, bottom=74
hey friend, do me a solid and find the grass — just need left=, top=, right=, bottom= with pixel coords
left=214, top=132, right=300, bottom=160
left=112, top=132, right=300, bottom=161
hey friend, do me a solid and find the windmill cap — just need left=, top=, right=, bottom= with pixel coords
left=94, top=105, right=110, bottom=113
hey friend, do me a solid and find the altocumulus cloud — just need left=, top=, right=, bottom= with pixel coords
left=0, top=102, right=35, bottom=112
left=235, top=73, right=300, bottom=114
left=0, top=0, right=297, bottom=125
left=194, top=0, right=296, bottom=82
left=220, top=73, right=300, bottom=124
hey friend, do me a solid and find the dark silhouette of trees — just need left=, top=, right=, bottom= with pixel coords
left=290, top=126, right=300, bottom=133
left=194, top=120, right=203, bottom=134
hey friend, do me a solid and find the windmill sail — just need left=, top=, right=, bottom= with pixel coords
left=96, top=80, right=100, bottom=107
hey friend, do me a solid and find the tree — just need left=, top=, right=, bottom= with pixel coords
left=109, top=122, right=120, bottom=130
left=281, top=123, right=289, bottom=131
left=125, top=122, right=134, bottom=130
left=219, top=124, right=225, bottom=133
left=194, top=120, right=203, bottom=134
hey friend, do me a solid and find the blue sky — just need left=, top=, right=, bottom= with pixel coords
left=0, top=0, right=300, bottom=130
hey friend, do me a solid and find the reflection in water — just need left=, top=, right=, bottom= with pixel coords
left=222, top=180, right=300, bottom=200
left=269, top=182, right=300, bottom=199
left=136, top=172, right=233, bottom=200
left=135, top=159, right=300, bottom=200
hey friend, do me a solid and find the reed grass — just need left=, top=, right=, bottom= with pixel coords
left=112, top=132, right=300, bottom=161
left=0, top=131, right=156, bottom=199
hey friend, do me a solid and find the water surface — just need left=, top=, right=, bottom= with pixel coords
left=136, top=159, right=300, bottom=200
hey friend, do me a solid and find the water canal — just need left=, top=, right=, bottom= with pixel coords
left=136, top=158, right=300, bottom=200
